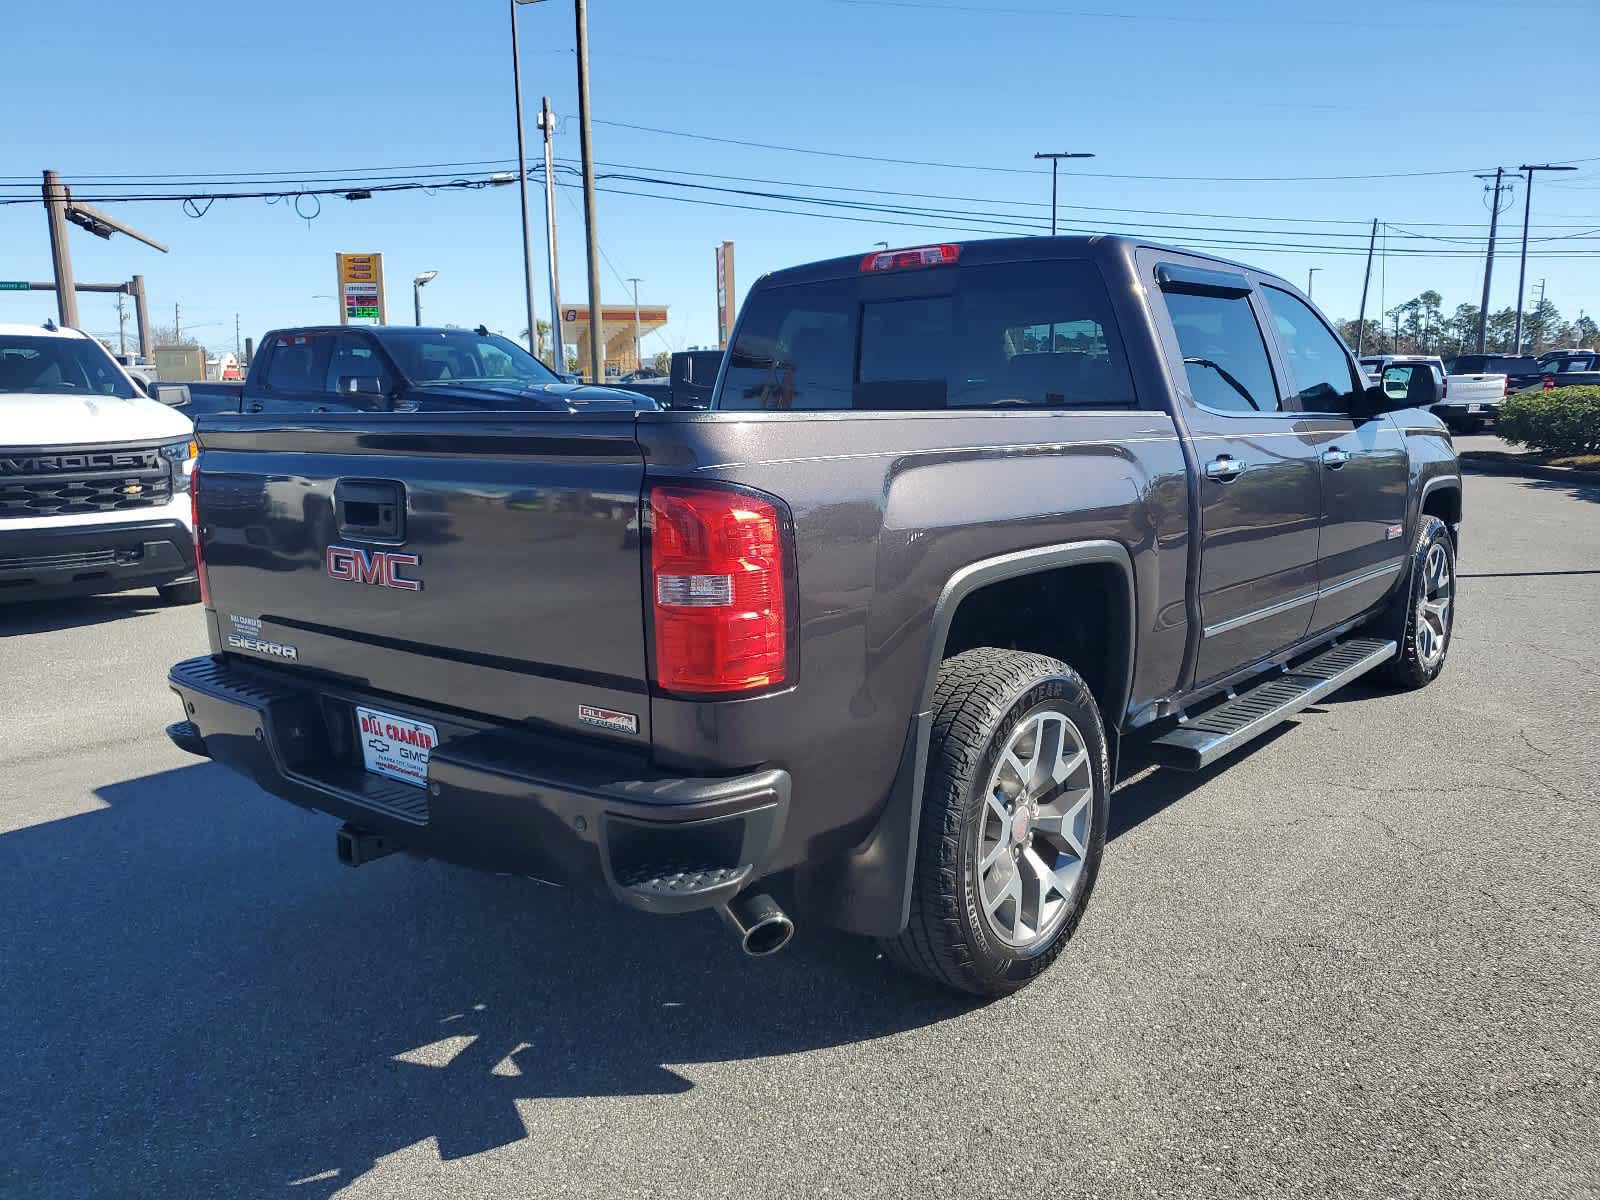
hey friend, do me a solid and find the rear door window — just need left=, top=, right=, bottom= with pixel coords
left=1162, top=291, right=1281, bottom=414
left=716, top=259, right=1136, bottom=411
left=265, top=334, right=334, bottom=393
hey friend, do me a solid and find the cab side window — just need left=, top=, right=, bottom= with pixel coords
left=1164, top=290, right=1281, bottom=414
left=1262, top=287, right=1360, bottom=413
left=265, top=334, right=334, bottom=393
left=326, top=334, right=392, bottom=395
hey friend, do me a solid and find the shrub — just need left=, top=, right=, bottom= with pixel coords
left=1496, top=387, right=1600, bottom=455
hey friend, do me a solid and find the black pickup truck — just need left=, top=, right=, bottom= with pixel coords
left=616, top=349, right=724, bottom=409
left=172, top=325, right=651, bottom=417
left=166, top=236, right=1460, bottom=996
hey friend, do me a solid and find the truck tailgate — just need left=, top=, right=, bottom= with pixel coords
left=195, top=413, right=651, bottom=743
left=1445, top=373, right=1506, bottom=403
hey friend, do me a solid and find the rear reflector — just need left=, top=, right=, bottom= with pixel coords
left=191, top=470, right=210, bottom=606
left=860, top=243, right=960, bottom=273
left=650, top=485, right=789, bottom=695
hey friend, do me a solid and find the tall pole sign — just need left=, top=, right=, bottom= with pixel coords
left=715, top=241, right=736, bottom=349
left=336, top=252, right=387, bottom=325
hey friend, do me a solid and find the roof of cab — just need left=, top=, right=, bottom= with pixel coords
left=0, top=322, right=92, bottom=339
left=751, top=234, right=1286, bottom=292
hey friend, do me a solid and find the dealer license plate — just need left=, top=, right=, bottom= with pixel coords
left=355, top=706, right=438, bottom=788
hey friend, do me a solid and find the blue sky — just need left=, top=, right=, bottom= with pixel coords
left=4, top=0, right=1598, bottom=359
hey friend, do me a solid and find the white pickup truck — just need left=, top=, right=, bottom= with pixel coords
left=0, top=323, right=200, bottom=604
left=1437, top=356, right=1509, bottom=433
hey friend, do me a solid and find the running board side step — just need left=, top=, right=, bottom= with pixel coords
left=1149, top=638, right=1397, bottom=771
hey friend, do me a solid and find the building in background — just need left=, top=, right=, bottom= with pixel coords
left=152, top=344, right=205, bottom=382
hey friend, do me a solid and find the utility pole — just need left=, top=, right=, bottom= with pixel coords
left=234, top=313, right=241, bottom=358
left=539, top=95, right=564, bottom=368
left=1531, top=278, right=1547, bottom=352
left=42, top=170, right=79, bottom=328
left=174, top=302, right=181, bottom=344
left=574, top=0, right=604, bottom=383
left=1355, top=218, right=1378, bottom=356
left=1512, top=163, right=1578, bottom=354
left=1475, top=168, right=1508, bottom=353
left=116, top=292, right=128, bottom=355
left=627, top=277, right=642, bottom=372
left=1306, top=267, right=1320, bottom=298
left=1032, top=151, right=1095, bottom=236
left=509, top=0, right=541, bottom=354
left=131, top=275, right=151, bottom=359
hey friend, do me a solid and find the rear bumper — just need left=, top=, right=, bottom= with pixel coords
left=1431, top=402, right=1500, bottom=422
left=0, top=518, right=195, bottom=602
left=166, top=655, right=789, bottom=914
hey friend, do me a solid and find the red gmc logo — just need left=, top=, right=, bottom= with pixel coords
left=325, top=545, right=422, bottom=591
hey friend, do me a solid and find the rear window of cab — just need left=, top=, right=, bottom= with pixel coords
left=717, top=259, right=1137, bottom=412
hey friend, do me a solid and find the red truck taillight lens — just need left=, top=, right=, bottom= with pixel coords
left=859, top=243, right=960, bottom=273
left=650, top=485, right=789, bottom=695
left=1544, top=374, right=1555, bottom=391
left=191, top=471, right=210, bottom=606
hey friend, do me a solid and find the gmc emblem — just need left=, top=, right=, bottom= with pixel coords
left=325, top=545, right=422, bottom=591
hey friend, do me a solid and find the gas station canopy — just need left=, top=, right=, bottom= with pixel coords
left=558, top=303, right=668, bottom=378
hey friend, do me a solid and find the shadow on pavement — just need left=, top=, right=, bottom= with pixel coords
left=0, top=590, right=168, bottom=635
left=1519, top=477, right=1600, bottom=506
left=5, top=706, right=1334, bottom=1197
left=1, top=762, right=976, bottom=1199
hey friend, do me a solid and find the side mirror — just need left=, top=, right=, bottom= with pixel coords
left=1356, top=366, right=1438, bottom=418
left=150, top=382, right=191, bottom=407
left=339, top=375, right=385, bottom=396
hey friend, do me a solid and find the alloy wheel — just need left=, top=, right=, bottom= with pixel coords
left=976, top=707, right=1095, bottom=949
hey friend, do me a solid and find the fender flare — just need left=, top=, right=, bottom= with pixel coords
left=799, top=539, right=1137, bottom=937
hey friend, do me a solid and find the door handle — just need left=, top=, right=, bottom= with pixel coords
left=246, top=402, right=264, bottom=413
left=313, top=406, right=332, bottom=413
left=1204, top=455, right=1246, bottom=482
left=1321, top=448, right=1352, bottom=469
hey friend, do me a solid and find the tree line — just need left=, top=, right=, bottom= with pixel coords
left=1336, top=293, right=1598, bottom=359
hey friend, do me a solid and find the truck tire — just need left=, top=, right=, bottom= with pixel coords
left=882, top=647, right=1109, bottom=997
left=1376, top=515, right=1455, bottom=690
left=157, top=580, right=201, bottom=606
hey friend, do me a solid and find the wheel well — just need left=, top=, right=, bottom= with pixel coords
left=1422, top=485, right=1461, bottom=544
left=941, top=563, right=1131, bottom=724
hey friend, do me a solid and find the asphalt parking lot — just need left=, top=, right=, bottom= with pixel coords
left=3, top=469, right=1597, bottom=1200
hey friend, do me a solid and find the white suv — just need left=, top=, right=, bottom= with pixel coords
left=0, top=323, right=199, bottom=604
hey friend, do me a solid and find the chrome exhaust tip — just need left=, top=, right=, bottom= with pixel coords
left=717, top=890, right=794, bottom=957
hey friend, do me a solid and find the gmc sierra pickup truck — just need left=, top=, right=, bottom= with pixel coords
left=166, top=236, right=1460, bottom=996
left=171, top=325, right=653, bottom=417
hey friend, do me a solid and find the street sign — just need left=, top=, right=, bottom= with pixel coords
left=335, top=252, right=386, bottom=324
left=0, top=281, right=29, bottom=291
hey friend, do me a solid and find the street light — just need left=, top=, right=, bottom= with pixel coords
left=1306, top=267, right=1320, bottom=298
left=1033, top=151, right=1096, bottom=236
left=1512, top=163, right=1578, bottom=353
left=510, top=0, right=546, bottom=355
left=413, top=270, right=437, bottom=326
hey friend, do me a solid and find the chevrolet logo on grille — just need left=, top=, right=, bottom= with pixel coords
left=0, top=450, right=161, bottom=474
left=119, top=483, right=144, bottom=496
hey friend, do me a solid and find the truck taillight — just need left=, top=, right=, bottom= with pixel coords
left=1544, top=374, right=1555, bottom=391
left=1504, top=378, right=1511, bottom=396
left=191, top=471, right=210, bottom=606
left=859, top=243, right=960, bottom=273
left=649, top=485, right=790, bottom=695
left=1441, top=377, right=1448, bottom=399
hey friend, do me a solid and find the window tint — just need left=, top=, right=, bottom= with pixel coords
left=717, top=259, right=1137, bottom=411
left=1450, top=355, right=1488, bottom=374
left=1163, top=291, right=1280, bottom=413
left=265, top=334, right=334, bottom=392
left=1500, top=356, right=1538, bottom=374
left=1262, top=287, right=1358, bottom=412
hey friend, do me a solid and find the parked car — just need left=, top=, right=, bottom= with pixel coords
left=167, top=236, right=1459, bottom=997
left=616, top=349, right=724, bottom=410
left=1435, top=355, right=1509, bottom=432
left=167, top=325, right=655, bottom=417
left=1530, top=350, right=1600, bottom=390
left=0, top=323, right=199, bottom=603
left=1444, top=353, right=1542, bottom=395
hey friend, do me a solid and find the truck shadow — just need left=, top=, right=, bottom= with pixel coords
left=0, top=590, right=169, bottom=634
left=2, top=762, right=974, bottom=1198
left=9, top=722, right=1318, bottom=1198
